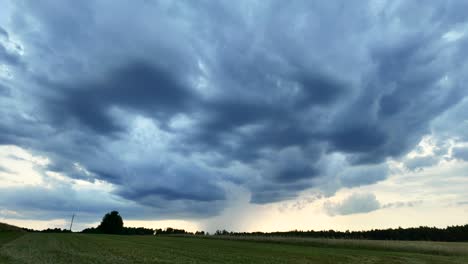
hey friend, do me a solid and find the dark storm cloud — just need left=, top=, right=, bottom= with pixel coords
left=41, top=61, right=196, bottom=134
left=339, top=164, right=389, bottom=188
left=120, top=185, right=223, bottom=203
left=274, top=165, right=318, bottom=183
left=0, top=186, right=114, bottom=216
left=326, top=32, right=465, bottom=164
left=327, top=125, right=387, bottom=154
left=0, top=183, right=223, bottom=220
left=295, top=73, right=347, bottom=106
left=0, top=0, right=467, bottom=219
left=115, top=165, right=226, bottom=204
left=249, top=181, right=309, bottom=204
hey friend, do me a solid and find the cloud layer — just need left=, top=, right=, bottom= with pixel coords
left=0, top=0, right=468, bottom=220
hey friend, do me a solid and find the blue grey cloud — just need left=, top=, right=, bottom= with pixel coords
left=404, top=155, right=440, bottom=171
left=0, top=184, right=224, bottom=221
left=0, top=0, right=467, bottom=220
left=0, top=165, right=13, bottom=174
left=382, top=200, right=423, bottom=209
left=452, top=147, right=468, bottom=161
left=0, top=84, right=11, bottom=97
left=324, top=193, right=381, bottom=216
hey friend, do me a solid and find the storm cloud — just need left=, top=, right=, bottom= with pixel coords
left=0, top=0, right=467, bottom=220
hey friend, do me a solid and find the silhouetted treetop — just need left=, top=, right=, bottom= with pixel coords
left=97, top=211, right=124, bottom=234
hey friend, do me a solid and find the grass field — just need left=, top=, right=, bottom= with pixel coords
left=0, top=233, right=467, bottom=263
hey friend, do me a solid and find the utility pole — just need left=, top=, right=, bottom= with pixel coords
left=69, top=214, right=75, bottom=232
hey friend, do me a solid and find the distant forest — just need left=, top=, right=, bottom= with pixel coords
left=27, top=225, right=468, bottom=242
left=213, top=225, right=468, bottom=242
left=21, top=211, right=468, bottom=242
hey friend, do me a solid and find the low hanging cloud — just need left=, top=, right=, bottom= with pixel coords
left=324, top=193, right=425, bottom=216
left=324, top=193, right=381, bottom=216
left=382, top=200, right=423, bottom=209
left=0, top=1, right=467, bottom=220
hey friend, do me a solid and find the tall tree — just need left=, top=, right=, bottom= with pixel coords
left=97, top=211, right=124, bottom=234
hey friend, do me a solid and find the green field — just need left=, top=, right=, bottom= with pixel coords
left=1, top=233, right=467, bottom=263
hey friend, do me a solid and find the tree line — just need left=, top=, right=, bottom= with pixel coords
left=214, top=225, right=468, bottom=242
left=83, top=211, right=468, bottom=241
left=21, top=227, right=71, bottom=233
left=23, top=211, right=468, bottom=241
left=81, top=211, right=196, bottom=235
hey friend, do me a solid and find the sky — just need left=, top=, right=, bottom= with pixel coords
left=0, top=0, right=467, bottom=232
